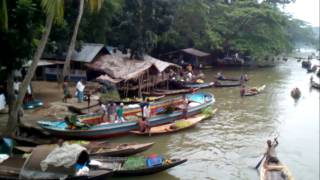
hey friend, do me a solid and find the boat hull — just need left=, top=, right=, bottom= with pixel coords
left=38, top=92, right=215, bottom=139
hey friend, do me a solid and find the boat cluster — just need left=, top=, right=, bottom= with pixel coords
left=0, top=91, right=216, bottom=179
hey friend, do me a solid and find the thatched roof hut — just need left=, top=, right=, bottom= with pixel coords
left=86, top=49, right=180, bottom=97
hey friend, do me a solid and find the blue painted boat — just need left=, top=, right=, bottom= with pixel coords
left=38, top=92, right=215, bottom=139
left=23, top=99, right=43, bottom=109
left=182, top=82, right=214, bottom=89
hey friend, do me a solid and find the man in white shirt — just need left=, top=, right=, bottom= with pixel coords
left=76, top=80, right=85, bottom=103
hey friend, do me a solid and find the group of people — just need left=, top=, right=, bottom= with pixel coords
left=170, top=64, right=203, bottom=83
left=99, top=102, right=125, bottom=123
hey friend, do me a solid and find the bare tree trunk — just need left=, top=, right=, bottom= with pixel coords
left=61, top=0, right=84, bottom=83
left=6, top=70, right=15, bottom=112
left=5, top=14, right=54, bottom=136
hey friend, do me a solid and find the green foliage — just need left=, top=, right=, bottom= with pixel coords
left=100, top=90, right=121, bottom=103
left=0, top=0, right=44, bottom=72
left=0, top=0, right=8, bottom=30
left=41, top=0, right=64, bottom=24
left=109, top=0, right=175, bottom=59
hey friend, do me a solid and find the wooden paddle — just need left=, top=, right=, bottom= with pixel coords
left=255, top=134, right=279, bottom=169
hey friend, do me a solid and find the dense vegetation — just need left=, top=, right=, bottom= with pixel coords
left=51, top=0, right=317, bottom=60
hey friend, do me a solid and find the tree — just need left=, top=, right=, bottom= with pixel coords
left=61, top=0, right=103, bottom=82
left=109, top=0, right=175, bottom=59
left=2, top=0, right=64, bottom=136
left=0, top=0, right=8, bottom=30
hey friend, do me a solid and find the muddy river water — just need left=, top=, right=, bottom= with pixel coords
left=109, top=57, right=319, bottom=180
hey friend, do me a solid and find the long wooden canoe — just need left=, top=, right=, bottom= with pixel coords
left=243, top=85, right=266, bottom=96
left=216, top=76, right=248, bottom=81
left=214, top=81, right=241, bottom=87
left=91, top=156, right=187, bottom=177
left=180, top=82, right=214, bottom=89
left=143, top=88, right=199, bottom=96
left=131, top=109, right=217, bottom=136
left=260, top=159, right=294, bottom=180
left=120, top=95, right=165, bottom=104
left=14, top=141, right=154, bottom=157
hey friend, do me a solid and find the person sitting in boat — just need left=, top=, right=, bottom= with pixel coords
left=265, top=138, right=279, bottom=165
left=216, top=72, right=225, bottom=80
left=240, top=85, right=246, bottom=96
left=138, top=117, right=150, bottom=133
left=64, top=116, right=77, bottom=129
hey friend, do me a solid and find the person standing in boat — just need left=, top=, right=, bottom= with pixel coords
left=265, top=138, right=279, bottom=164
left=109, top=103, right=117, bottom=123
left=99, top=101, right=107, bottom=122
left=182, top=94, right=189, bottom=119
left=116, top=103, right=125, bottom=123
left=240, top=85, right=246, bottom=96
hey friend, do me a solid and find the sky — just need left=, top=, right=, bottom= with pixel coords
left=282, top=0, right=319, bottom=27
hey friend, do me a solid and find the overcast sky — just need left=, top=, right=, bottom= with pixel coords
left=282, top=0, right=319, bottom=26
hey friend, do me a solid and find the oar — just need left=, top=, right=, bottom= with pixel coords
left=255, top=154, right=266, bottom=169
left=255, top=134, right=279, bottom=169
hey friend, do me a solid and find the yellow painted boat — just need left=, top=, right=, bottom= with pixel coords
left=131, top=109, right=217, bottom=136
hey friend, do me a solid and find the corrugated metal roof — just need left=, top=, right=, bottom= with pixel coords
left=72, top=43, right=105, bottom=63
left=181, top=48, right=210, bottom=57
left=42, top=43, right=106, bottom=63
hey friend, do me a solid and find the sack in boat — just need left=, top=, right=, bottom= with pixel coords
left=146, top=154, right=163, bottom=168
left=122, top=156, right=146, bottom=170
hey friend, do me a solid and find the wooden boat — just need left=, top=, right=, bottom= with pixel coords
left=23, top=99, right=43, bottom=109
left=243, top=85, right=266, bottom=96
left=260, top=159, right=294, bottom=180
left=311, top=80, right=320, bottom=89
left=14, top=142, right=154, bottom=157
left=216, top=76, right=249, bottom=81
left=38, top=92, right=215, bottom=139
left=0, top=145, right=113, bottom=180
left=180, top=82, right=214, bottom=89
left=214, top=81, right=241, bottom=87
left=131, top=109, right=217, bottom=135
left=12, top=125, right=58, bottom=146
left=142, top=88, right=199, bottom=96
left=91, top=156, right=187, bottom=177
left=120, top=95, right=165, bottom=104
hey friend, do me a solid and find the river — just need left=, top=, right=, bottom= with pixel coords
left=109, top=57, right=319, bottom=180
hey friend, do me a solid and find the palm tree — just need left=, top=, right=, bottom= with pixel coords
left=61, top=0, right=103, bottom=82
left=6, top=0, right=64, bottom=135
left=0, top=0, right=8, bottom=30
